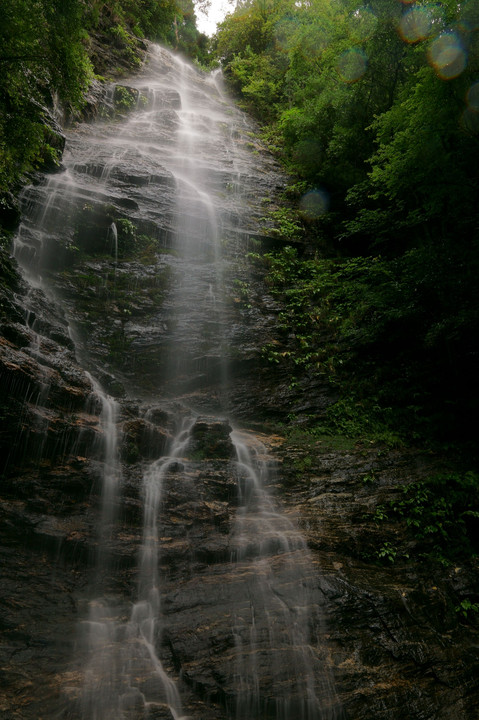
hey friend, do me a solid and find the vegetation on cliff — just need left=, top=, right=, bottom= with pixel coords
left=214, top=0, right=479, bottom=458
left=0, top=0, right=208, bottom=218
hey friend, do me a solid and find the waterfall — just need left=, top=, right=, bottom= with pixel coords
left=9, top=45, right=342, bottom=720
left=231, top=431, right=340, bottom=720
left=108, top=222, right=118, bottom=266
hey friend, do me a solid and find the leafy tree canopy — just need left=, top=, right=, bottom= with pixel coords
left=215, top=0, right=479, bottom=457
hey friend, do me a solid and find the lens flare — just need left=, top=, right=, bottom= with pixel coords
left=467, top=81, right=479, bottom=110
left=337, top=48, right=368, bottom=83
left=348, top=7, right=378, bottom=42
left=278, top=22, right=328, bottom=56
left=299, top=189, right=330, bottom=219
left=459, top=0, right=479, bottom=32
left=462, top=107, right=479, bottom=133
left=399, top=6, right=434, bottom=43
left=428, top=32, right=467, bottom=79
left=274, top=17, right=298, bottom=51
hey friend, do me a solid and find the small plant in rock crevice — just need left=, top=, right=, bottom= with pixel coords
left=113, top=84, right=139, bottom=112
left=376, top=541, right=408, bottom=564
left=372, top=471, right=479, bottom=563
left=455, top=598, right=479, bottom=620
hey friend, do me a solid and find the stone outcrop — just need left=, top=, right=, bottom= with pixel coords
left=276, top=439, right=479, bottom=719
left=2, top=368, right=478, bottom=720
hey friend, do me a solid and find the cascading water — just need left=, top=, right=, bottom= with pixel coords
left=80, top=420, right=194, bottom=720
left=77, top=374, right=124, bottom=720
left=10, top=45, right=343, bottom=720
left=122, top=418, right=197, bottom=720
left=108, top=222, right=119, bottom=267
left=231, top=431, right=340, bottom=720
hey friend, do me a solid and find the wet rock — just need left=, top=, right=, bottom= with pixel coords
left=121, top=417, right=170, bottom=462
left=144, top=405, right=171, bottom=427
left=76, top=77, right=108, bottom=121
left=0, top=191, right=21, bottom=230
left=83, top=30, right=147, bottom=88
left=138, top=87, right=181, bottom=110
left=189, top=417, right=235, bottom=460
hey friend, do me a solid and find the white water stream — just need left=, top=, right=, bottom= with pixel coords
left=12, top=45, right=341, bottom=720
left=79, top=421, right=193, bottom=720
left=231, top=431, right=339, bottom=720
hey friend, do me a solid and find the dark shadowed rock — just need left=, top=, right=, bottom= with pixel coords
left=121, top=417, right=170, bottom=462
left=189, top=417, right=235, bottom=460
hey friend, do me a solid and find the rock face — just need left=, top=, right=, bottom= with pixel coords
left=0, top=44, right=478, bottom=720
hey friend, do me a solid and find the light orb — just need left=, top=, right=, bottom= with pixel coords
left=348, top=7, right=378, bottom=42
left=428, top=32, right=467, bottom=79
left=299, top=189, right=330, bottom=219
left=337, top=48, right=368, bottom=83
left=459, top=0, right=479, bottom=32
left=467, top=81, right=479, bottom=110
left=399, top=6, right=434, bottom=43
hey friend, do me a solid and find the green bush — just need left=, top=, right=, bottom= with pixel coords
left=375, top=472, right=479, bottom=562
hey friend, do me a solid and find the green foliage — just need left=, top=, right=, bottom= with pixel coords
left=108, top=23, right=143, bottom=67
left=216, top=0, right=479, bottom=455
left=253, top=246, right=379, bottom=374
left=375, top=471, right=479, bottom=562
left=167, top=0, right=212, bottom=64
left=361, top=471, right=377, bottom=486
left=322, top=397, right=403, bottom=447
left=114, top=218, right=162, bottom=258
left=113, top=84, right=139, bottom=111
left=455, top=599, right=479, bottom=620
left=0, top=0, right=93, bottom=198
left=120, top=0, right=178, bottom=41
left=376, top=541, right=408, bottom=564
left=278, top=424, right=357, bottom=460
left=264, top=208, right=302, bottom=241
left=345, top=64, right=479, bottom=245
left=215, top=0, right=414, bottom=193
left=252, top=230, right=479, bottom=446
left=231, top=278, right=252, bottom=308
left=0, top=230, right=22, bottom=320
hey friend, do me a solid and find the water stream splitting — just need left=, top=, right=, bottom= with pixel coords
left=12, top=46, right=342, bottom=719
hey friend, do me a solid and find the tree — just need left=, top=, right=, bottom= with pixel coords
left=0, top=0, right=93, bottom=200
